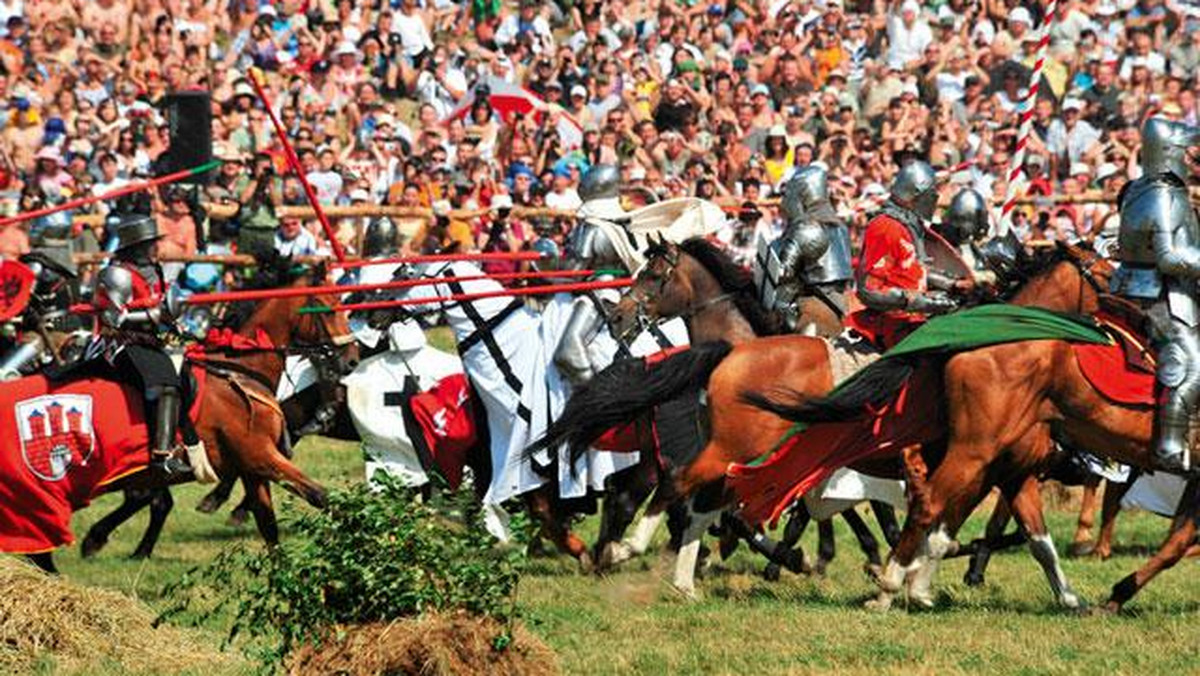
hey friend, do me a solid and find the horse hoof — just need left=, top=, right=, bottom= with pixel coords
left=1067, top=541, right=1095, bottom=558
left=1093, top=547, right=1112, bottom=561
left=864, top=563, right=884, bottom=583
left=909, top=594, right=936, bottom=610
left=763, top=563, right=781, bottom=582
left=227, top=509, right=250, bottom=528
left=784, top=550, right=811, bottom=575
left=813, top=559, right=829, bottom=577
left=195, top=495, right=222, bottom=514
left=600, top=542, right=630, bottom=570
left=129, top=549, right=152, bottom=561
left=578, top=551, right=595, bottom=575
left=80, top=535, right=107, bottom=559
left=718, top=532, right=740, bottom=560
left=963, top=570, right=985, bottom=587
left=864, top=595, right=894, bottom=612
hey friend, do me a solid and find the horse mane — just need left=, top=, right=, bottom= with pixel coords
left=220, top=254, right=314, bottom=330
left=676, top=238, right=784, bottom=336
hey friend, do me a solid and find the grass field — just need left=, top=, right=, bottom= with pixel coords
left=42, top=433, right=1198, bottom=676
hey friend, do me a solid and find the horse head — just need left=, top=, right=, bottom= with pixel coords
left=611, top=239, right=693, bottom=341
left=1008, top=241, right=1113, bottom=315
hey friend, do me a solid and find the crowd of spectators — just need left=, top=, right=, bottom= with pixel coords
left=0, top=0, right=1197, bottom=269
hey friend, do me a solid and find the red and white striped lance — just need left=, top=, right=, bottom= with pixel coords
left=999, top=0, right=1059, bottom=234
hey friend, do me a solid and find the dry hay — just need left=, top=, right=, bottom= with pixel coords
left=287, top=613, right=559, bottom=676
left=0, top=556, right=239, bottom=674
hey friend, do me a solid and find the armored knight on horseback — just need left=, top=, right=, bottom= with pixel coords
left=935, top=188, right=997, bottom=286
left=849, top=160, right=972, bottom=349
left=91, top=214, right=198, bottom=477
left=1111, top=118, right=1200, bottom=473
left=758, top=165, right=853, bottom=335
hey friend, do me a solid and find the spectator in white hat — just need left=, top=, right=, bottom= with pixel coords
left=1048, top=98, right=1102, bottom=169
left=886, top=0, right=932, bottom=69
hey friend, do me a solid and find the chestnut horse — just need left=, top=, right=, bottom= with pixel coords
left=544, top=243, right=1113, bottom=596
left=59, top=270, right=355, bottom=567
left=596, top=238, right=900, bottom=577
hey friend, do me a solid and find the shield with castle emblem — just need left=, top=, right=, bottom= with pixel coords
left=16, top=394, right=95, bottom=482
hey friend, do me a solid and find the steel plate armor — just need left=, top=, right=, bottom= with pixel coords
left=1112, top=118, right=1200, bottom=471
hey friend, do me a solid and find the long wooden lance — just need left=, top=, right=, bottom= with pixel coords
left=248, top=69, right=346, bottom=263
left=298, top=278, right=634, bottom=314
left=0, top=160, right=221, bottom=230
left=331, top=251, right=544, bottom=269
left=179, top=268, right=604, bottom=304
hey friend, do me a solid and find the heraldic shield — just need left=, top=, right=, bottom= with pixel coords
left=17, top=394, right=95, bottom=482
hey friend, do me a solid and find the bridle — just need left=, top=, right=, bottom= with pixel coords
left=620, top=244, right=735, bottom=342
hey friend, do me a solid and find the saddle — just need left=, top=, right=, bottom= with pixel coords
left=1097, top=294, right=1156, bottom=374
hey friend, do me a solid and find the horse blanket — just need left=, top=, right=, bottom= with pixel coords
left=728, top=305, right=1113, bottom=526
left=0, top=376, right=150, bottom=553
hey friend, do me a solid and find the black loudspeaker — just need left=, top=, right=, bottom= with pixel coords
left=164, top=91, right=212, bottom=183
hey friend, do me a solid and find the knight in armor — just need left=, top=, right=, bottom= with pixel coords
left=848, top=160, right=969, bottom=349
left=1111, top=118, right=1200, bottom=472
left=551, top=164, right=631, bottom=385
left=936, top=188, right=997, bottom=285
left=93, top=214, right=194, bottom=476
left=767, top=165, right=853, bottom=334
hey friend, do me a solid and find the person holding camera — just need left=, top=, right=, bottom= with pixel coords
left=236, top=152, right=283, bottom=259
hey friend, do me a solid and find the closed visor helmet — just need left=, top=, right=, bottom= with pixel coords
left=890, top=160, right=938, bottom=220
left=113, top=214, right=161, bottom=252
left=940, top=188, right=990, bottom=245
left=363, top=217, right=399, bottom=257
left=782, top=165, right=829, bottom=222
left=576, top=164, right=627, bottom=221
left=1140, top=117, right=1200, bottom=179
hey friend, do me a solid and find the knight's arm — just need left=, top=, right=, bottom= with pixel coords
left=856, top=270, right=958, bottom=315
left=1153, top=192, right=1200, bottom=279
left=778, top=220, right=830, bottom=278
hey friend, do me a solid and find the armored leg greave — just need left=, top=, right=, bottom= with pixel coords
left=554, top=297, right=606, bottom=386
left=150, top=385, right=182, bottom=455
left=1154, top=325, right=1200, bottom=471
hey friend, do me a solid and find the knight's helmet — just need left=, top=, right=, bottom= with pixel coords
left=936, top=188, right=990, bottom=246
left=576, top=164, right=627, bottom=222
left=1140, top=117, right=1200, bottom=179
left=782, top=165, right=829, bottom=224
left=362, top=217, right=399, bottom=257
left=111, top=214, right=161, bottom=256
left=890, top=160, right=938, bottom=220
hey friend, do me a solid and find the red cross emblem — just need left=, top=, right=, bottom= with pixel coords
left=17, top=394, right=95, bottom=482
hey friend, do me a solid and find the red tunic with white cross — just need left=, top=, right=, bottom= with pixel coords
left=847, top=212, right=932, bottom=349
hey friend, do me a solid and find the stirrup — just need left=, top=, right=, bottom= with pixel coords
left=151, top=449, right=193, bottom=477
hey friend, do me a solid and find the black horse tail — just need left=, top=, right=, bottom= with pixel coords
left=527, top=341, right=734, bottom=466
left=741, top=356, right=917, bottom=424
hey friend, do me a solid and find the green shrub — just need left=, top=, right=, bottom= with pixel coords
left=159, top=474, right=531, bottom=668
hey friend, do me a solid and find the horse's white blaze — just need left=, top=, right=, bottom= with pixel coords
left=1028, top=533, right=1082, bottom=608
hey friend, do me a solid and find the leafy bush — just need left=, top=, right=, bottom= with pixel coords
left=160, top=475, right=531, bottom=668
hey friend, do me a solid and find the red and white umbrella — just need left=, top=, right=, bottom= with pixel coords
left=448, top=77, right=583, bottom=150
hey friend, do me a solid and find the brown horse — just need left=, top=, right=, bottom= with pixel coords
left=545, top=242, right=1114, bottom=596
left=27, top=269, right=355, bottom=572
left=600, top=238, right=899, bottom=577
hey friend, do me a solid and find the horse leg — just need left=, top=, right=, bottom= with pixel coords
left=523, top=486, right=591, bottom=570
left=1068, top=475, right=1102, bottom=557
left=130, top=488, right=175, bottom=560
left=81, top=488, right=156, bottom=559
left=870, top=500, right=902, bottom=548
left=27, top=552, right=56, bottom=573
left=595, top=462, right=658, bottom=571
left=1005, top=475, right=1083, bottom=609
left=815, top=518, right=835, bottom=576
left=244, top=479, right=279, bottom=546
left=964, top=495, right=1013, bottom=587
left=195, top=476, right=237, bottom=514
left=228, top=485, right=253, bottom=527
left=842, top=506, right=884, bottom=574
left=1095, top=473, right=1135, bottom=560
left=1104, top=478, right=1200, bottom=613
left=671, top=497, right=722, bottom=599
left=764, top=501, right=813, bottom=581
left=870, top=446, right=935, bottom=611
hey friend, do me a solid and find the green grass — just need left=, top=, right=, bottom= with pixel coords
left=47, top=437, right=1200, bottom=675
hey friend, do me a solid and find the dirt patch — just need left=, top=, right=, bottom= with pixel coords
left=0, top=556, right=239, bottom=674
left=288, top=613, right=558, bottom=676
